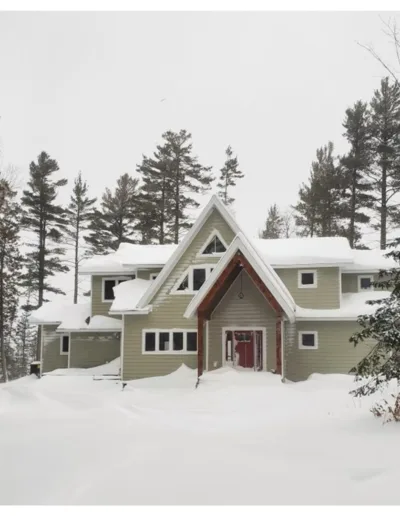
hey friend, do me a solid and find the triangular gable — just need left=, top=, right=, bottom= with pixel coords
left=137, top=195, right=242, bottom=309
left=184, top=232, right=296, bottom=322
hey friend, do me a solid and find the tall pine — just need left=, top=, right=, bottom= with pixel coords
left=85, top=173, right=140, bottom=255
left=64, top=172, right=96, bottom=303
left=217, top=145, right=244, bottom=206
left=369, top=77, right=400, bottom=249
left=260, top=204, right=284, bottom=239
left=340, top=101, right=374, bottom=248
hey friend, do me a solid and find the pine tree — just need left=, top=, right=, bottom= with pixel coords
left=0, top=177, right=23, bottom=382
left=217, top=145, right=244, bottom=206
left=349, top=240, right=400, bottom=421
left=85, top=173, right=139, bottom=255
left=64, top=172, right=96, bottom=303
left=369, top=78, right=400, bottom=250
left=13, top=306, right=37, bottom=379
left=293, top=142, right=347, bottom=237
left=340, top=101, right=374, bottom=248
left=136, top=146, right=173, bottom=244
left=260, top=204, right=284, bottom=239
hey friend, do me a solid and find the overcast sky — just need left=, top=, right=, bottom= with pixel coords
left=0, top=11, right=399, bottom=286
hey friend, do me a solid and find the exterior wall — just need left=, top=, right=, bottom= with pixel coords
left=208, top=271, right=278, bottom=371
left=284, top=320, right=376, bottom=382
left=42, top=325, right=68, bottom=373
left=137, top=268, right=163, bottom=280
left=91, top=275, right=126, bottom=318
left=122, top=208, right=236, bottom=380
left=69, top=332, right=120, bottom=369
left=342, top=273, right=382, bottom=293
left=275, top=267, right=340, bottom=309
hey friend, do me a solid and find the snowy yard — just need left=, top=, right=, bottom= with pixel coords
left=0, top=363, right=400, bottom=505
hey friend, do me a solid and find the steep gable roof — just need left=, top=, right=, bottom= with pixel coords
left=184, top=232, right=296, bottom=322
left=137, top=195, right=241, bottom=309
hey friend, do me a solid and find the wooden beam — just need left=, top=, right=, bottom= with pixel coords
left=197, top=312, right=204, bottom=377
left=276, top=316, right=282, bottom=375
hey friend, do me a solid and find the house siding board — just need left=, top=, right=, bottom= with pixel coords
left=122, top=209, right=235, bottom=380
left=69, top=332, right=120, bottom=369
left=91, top=275, right=123, bottom=318
left=137, top=268, right=162, bottom=280
left=275, top=267, right=340, bottom=309
left=342, top=273, right=381, bottom=293
left=42, top=325, right=67, bottom=373
left=208, top=271, right=278, bottom=371
left=285, top=321, right=376, bottom=381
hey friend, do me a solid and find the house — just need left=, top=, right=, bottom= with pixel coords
left=29, top=195, right=395, bottom=382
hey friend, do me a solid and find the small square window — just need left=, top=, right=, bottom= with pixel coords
left=299, top=332, right=318, bottom=350
left=145, top=332, right=156, bottom=352
left=173, top=332, right=184, bottom=351
left=159, top=332, right=170, bottom=352
left=359, top=276, right=373, bottom=291
left=193, top=268, right=206, bottom=291
left=61, top=335, right=69, bottom=354
left=187, top=332, right=197, bottom=352
left=104, top=279, right=116, bottom=300
left=298, top=270, right=317, bottom=288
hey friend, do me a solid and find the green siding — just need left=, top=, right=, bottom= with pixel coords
left=285, top=321, right=376, bottom=381
left=91, top=276, right=126, bottom=318
left=342, top=273, right=382, bottom=293
left=276, top=267, right=340, bottom=309
left=208, top=271, right=277, bottom=371
left=70, top=332, right=120, bottom=369
left=42, top=325, right=68, bottom=373
left=122, top=208, right=236, bottom=380
left=136, top=268, right=163, bottom=280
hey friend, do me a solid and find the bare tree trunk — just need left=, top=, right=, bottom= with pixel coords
left=381, top=165, right=387, bottom=250
left=349, top=171, right=357, bottom=248
left=0, top=256, right=7, bottom=382
left=174, top=166, right=180, bottom=244
left=73, top=224, right=79, bottom=304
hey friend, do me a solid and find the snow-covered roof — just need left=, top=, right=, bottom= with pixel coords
left=184, top=232, right=296, bottom=322
left=342, top=249, right=398, bottom=273
left=29, top=301, right=122, bottom=332
left=295, top=291, right=391, bottom=320
left=252, top=236, right=354, bottom=267
left=109, top=278, right=152, bottom=313
left=79, top=243, right=177, bottom=275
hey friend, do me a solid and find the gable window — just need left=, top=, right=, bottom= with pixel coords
left=173, top=265, right=215, bottom=294
left=198, top=230, right=228, bottom=256
left=142, top=330, right=197, bottom=354
left=358, top=275, right=374, bottom=292
left=102, top=276, right=135, bottom=302
left=298, top=270, right=317, bottom=289
left=298, top=331, right=318, bottom=350
left=60, top=334, right=70, bottom=355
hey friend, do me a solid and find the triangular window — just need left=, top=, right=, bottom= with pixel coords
left=202, top=235, right=226, bottom=255
left=177, top=274, right=189, bottom=291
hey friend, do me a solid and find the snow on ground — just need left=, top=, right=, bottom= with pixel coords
left=0, top=365, right=400, bottom=505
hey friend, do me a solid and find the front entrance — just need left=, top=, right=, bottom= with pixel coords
left=224, top=329, right=265, bottom=371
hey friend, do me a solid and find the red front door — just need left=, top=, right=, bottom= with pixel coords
left=234, top=331, right=254, bottom=368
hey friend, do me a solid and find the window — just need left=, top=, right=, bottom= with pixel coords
left=60, top=335, right=69, bottom=355
left=358, top=275, right=374, bottom=292
left=142, top=330, right=197, bottom=354
left=201, top=233, right=227, bottom=255
left=173, top=265, right=214, bottom=294
left=298, top=270, right=317, bottom=288
left=150, top=273, right=158, bottom=281
left=102, top=276, right=134, bottom=301
left=298, top=331, right=318, bottom=350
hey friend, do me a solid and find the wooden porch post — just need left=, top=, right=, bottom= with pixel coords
left=276, top=315, right=282, bottom=375
left=197, top=311, right=205, bottom=377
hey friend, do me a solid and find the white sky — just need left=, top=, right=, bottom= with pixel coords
left=0, top=10, right=399, bottom=299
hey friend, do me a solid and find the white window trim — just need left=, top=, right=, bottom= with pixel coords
left=298, top=331, right=318, bottom=350
left=142, top=329, right=198, bottom=355
left=102, top=276, right=134, bottom=302
left=150, top=273, right=158, bottom=280
left=298, top=269, right=317, bottom=289
left=358, top=274, right=374, bottom=292
left=197, top=229, right=228, bottom=257
left=171, top=264, right=215, bottom=295
left=60, top=334, right=70, bottom=355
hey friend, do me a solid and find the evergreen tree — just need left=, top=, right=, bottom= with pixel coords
left=85, top=173, right=139, bottom=254
left=293, top=142, right=347, bottom=237
left=349, top=240, right=400, bottom=421
left=162, top=130, right=214, bottom=244
left=13, top=305, right=37, bottom=379
left=64, top=172, right=96, bottom=303
left=260, top=204, right=284, bottom=239
left=369, top=77, right=400, bottom=250
left=217, top=145, right=244, bottom=206
left=340, top=101, right=374, bottom=248
left=136, top=146, right=173, bottom=244
left=0, top=178, right=23, bottom=382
